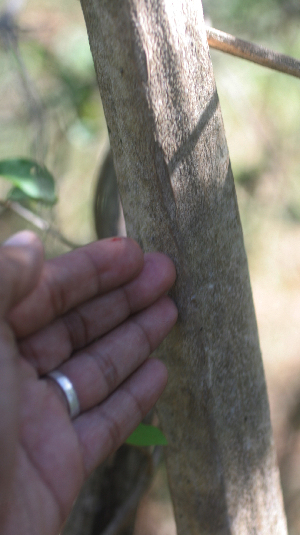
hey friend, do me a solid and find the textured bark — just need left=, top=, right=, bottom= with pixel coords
left=80, top=0, right=287, bottom=533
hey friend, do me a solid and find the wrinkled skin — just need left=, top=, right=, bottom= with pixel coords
left=0, top=231, right=177, bottom=535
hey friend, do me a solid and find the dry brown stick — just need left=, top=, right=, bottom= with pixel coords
left=207, top=26, right=300, bottom=79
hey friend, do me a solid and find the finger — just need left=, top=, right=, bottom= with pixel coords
left=45, top=295, right=177, bottom=413
left=0, top=231, right=44, bottom=316
left=0, top=231, right=43, bottom=510
left=17, top=358, right=167, bottom=522
left=74, top=358, right=168, bottom=475
left=8, top=237, right=144, bottom=338
left=19, top=253, right=176, bottom=373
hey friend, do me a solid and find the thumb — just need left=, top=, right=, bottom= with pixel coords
left=0, top=231, right=44, bottom=317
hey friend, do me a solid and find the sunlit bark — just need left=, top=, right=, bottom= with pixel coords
left=80, top=0, right=287, bottom=533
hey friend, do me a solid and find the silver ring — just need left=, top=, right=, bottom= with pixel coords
left=47, top=371, right=80, bottom=419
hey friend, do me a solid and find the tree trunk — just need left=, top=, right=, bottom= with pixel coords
left=80, top=0, right=287, bottom=533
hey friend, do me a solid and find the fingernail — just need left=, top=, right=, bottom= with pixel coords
left=3, top=231, right=37, bottom=247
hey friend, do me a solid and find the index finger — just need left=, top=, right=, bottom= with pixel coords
left=9, top=237, right=144, bottom=338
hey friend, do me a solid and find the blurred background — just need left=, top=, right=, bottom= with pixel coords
left=0, top=0, right=300, bottom=532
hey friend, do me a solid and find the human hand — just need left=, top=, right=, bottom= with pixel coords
left=0, top=232, right=177, bottom=535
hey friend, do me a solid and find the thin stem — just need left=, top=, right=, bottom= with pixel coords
left=207, top=27, right=300, bottom=79
left=101, top=447, right=161, bottom=535
left=0, top=199, right=81, bottom=249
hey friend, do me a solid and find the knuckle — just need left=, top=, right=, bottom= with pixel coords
left=96, top=351, right=120, bottom=393
left=45, top=272, right=69, bottom=317
left=125, top=386, right=144, bottom=420
left=102, top=410, right=122, bottom=448
left=62, top=307, right=90, bottom=350
left=132, top=319, right=153, bottom=354
left=19, top=336, right=40, bottom=365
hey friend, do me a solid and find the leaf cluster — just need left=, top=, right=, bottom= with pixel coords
left=0, top=158, right=56, bottom=205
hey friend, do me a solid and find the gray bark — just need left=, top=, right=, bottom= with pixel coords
left=80, top=0, right=287, bottom=533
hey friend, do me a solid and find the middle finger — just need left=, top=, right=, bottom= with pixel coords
left=19, top=253, right=176, bottom=374
left=46, top=295, right=177, bottom=413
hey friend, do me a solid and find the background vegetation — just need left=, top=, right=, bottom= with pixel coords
left=1, top=0, right=300, bottom=532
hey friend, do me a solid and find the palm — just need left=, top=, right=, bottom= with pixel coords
left=0, top=236, right=177, bottom=535
left=8, top=357, right=82, bottom=535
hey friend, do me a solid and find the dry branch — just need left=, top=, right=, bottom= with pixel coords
left=0, top=200, right=80, bottom=249
left=207, top=27, right=300, bottom=79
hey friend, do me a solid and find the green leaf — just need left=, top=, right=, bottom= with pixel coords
left=7, top=187, right=32, bottom=203
left=126, top=424, right=168, bottom=447
left=0, top=158, right=57, bottom=205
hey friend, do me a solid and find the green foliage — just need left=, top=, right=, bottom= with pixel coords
left=235, top=167, right=262, bottom=196
left=285, top=203, right=300, bottom=223
left=0, top=158, right=57, bottom=205
left=202, top=0, right=300, bottom=37
left=126, top=423, right=168, bottom=447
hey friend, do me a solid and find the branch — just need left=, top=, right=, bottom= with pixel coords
left=207, top=27, right=300, bottom=79
left=0, top=8, right=47, bottom=161
left=0, top=199, right=81, bottom=249
left=101, top=447, right=161, bottom=535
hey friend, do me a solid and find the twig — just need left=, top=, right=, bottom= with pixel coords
left=9, top=37, right=47, bottom=161
left=101, top=447, right=162, bottom=535
left=0, top=8, right=47, bottom=161
left=207, top=27, right=300, bottom=79
left=0, top=199, right=81, bottom=249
